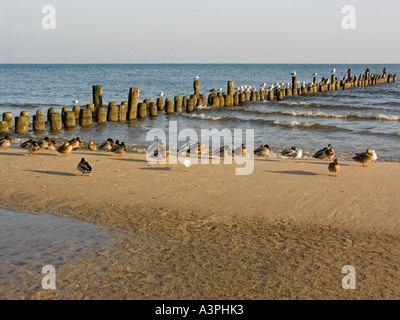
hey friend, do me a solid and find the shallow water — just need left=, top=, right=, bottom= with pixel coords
left=0, top=209, right=111, bottom=282
left=1, top=64, right=399, bottom=160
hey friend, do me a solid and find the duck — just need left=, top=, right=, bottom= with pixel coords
left=27, top=141, right=40, bottom=157
left=47, top=140, right=57, bottom=151
left=69, top=137, right=82, bottom=151
left=234, top=143, right=247, bottom=156
left=328, top=159, right=340, bottom=177
left=281, top=146, right=302, bottom=159
left=100, top=138, right=115, bottom=152
left=77, top=158, right=93, bottom=176
left=88, top=140, right=97, bottom=151
left=254, top=144, right=271, bottom=158
left=111, top=141, right=128, bottom=157
left=20, top=139, right=34, bottom=150
left=280, top=146, right=297, bottom=158
left=313, top=144, right=335, bottom=161
left=0, top=136, right=13, bottom=150
left=38, top=137, right=51, bottom=151
left=57, top=141, right=73, bottom=156
left=214, top=145, right=232, bottom=161
left=353, top=148, right=377, bottom=167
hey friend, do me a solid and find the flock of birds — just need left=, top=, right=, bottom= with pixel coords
left=0, top=135, right=378, bottom=179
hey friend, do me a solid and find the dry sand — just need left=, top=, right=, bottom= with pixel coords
left=0, top=147, right=399, bottom=300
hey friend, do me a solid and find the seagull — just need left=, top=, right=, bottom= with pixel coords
left=291, top=71, right=297, bottom=76
left=218, top=88, right=223, bottom=92
left=194, top=75, right=199, bottom=80
left=331, top=68, right=336, bottom=74
left=73, top=99, right=79, bottom=105
left=159, top=91, right=164, bottom=98
left=312, top=73, right=318, bottom=76
left=260, top=82, right=267, bottom=88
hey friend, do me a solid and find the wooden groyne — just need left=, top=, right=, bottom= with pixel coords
left=0, top=68, right=396, bottom=135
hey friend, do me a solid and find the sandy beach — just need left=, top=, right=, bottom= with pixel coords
left=0, top=146, right=399, bottom=300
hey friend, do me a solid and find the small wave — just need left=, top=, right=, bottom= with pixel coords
left=278, top=101, right=380, bottom=111
left=181, top=113, right=223, bottom=121
left=236, top=107, right=400, bottom=121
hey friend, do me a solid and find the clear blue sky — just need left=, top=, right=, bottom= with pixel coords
left=1, top=0, right=399, bottom=63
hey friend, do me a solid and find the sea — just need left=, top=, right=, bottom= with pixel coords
left=0, top=64, right=399, bottom=161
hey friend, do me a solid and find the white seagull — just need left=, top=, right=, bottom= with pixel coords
left=159, top=91, right=164, bottom=98
left=331, top=68, right=336, bottom=74
left=194, top=75, right=199, bottom=80
left=73, top=99, right=78, bottom=105
left=291, top=71, right=297, bottom=76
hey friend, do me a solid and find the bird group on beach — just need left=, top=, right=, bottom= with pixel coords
left=0, top=133, right=380, bottom=178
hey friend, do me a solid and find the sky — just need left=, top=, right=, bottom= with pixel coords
left=0, top=0, right=399, bottom=63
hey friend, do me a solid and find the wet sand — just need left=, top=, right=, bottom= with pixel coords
left=0, top=147, right=399, bottom=299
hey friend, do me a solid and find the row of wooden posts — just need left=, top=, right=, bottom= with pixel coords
left=0, top=68, right=396, bottom=135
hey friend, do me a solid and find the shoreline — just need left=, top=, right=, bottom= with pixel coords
left=0, top=147, right=399, bottom=299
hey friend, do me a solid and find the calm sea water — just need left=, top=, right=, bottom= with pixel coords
left=1, top=64, right=399, bottom=161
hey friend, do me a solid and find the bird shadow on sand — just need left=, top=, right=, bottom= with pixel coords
left=0, top=152, right=24, bottom=157
left=307, top=161, right=350, bottom=167
left=265, top=170, right=317, bottom=176
left=140, top=166, right=171, bottom=171
left=24, top=169, right=77, bottom=177
left=111, top=157, right=149, bottom=163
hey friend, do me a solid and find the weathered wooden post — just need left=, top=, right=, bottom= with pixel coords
left=181, top=95, right=187, bottom=108
left=211, top=95, right=220, bottom=107
left=208, top=92, right=215, bottom=106
left=47, top=107, right=56, bottom=121
left=199, top=94, right=207, bottom=107
left=166, top=100, right=174, bottom=114
left=63, top=111, right=76, bottom=128
left=107, top=102, right=119, bottom=122
left=119, top=104, right=127, bottom=121
left=157, top=97, right=164, bottom=111
left=292, top=75, right=299, bottom=95
left=127, top=87, right=140, bottom=120
left=20, top=111, right=29, bottom=118
left=143, top=98, right=152, bottom=108
left=193, top=79, right=200, bottom=96
left=80, top=109, right=93, bottom=127
left=86, top=103, right=95, bottom=118
left=62, top=106, right=69, bottom=123
left=92, top=85, right=103, bottom=108
left=267, top=90, right=274, bottom=101
left=250, top=91, right=257, bottom=102
left=137, top=102, right=147, bottom=118
left=217, top=92, right=225, bottom=107
left=174, top=96, right=182, bottom=112
left=239, top=93, right=246, bottom=105
left=149, top=102, right=157, bottom=119
left=234, top=92, right=240, bottom=105
left=73, top=105, right=80, bottom=121
left=0, top=121, right=8, bottom=134
left=32, top=114, right=45, bottom=132
left=277, top=89, right=284, bottom=101
left=2, top=112, right=13, bottom=129
left=227, top=81, right=234, bottom=96
left=286, top=86, right=292, bottom=96
left=96, top=107, right=107, bottom=123
left=186, top=99, right=195, bottom=113
left=50, top=113, right=62, bottom=132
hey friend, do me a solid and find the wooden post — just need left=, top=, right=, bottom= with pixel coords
left=32, top=114, right=45, bottom=132
left=20, top=111, right=29, bottom=118
left=47, top=107, right=56, bottom=121
left=50, top=113, right=62, bottom=132
left=227, top=81, right=234, bottom=96
left=277, top=90, right=283, bottom=101
left=143, top=98, right=152, bottom=108
left=199, top=94, right=207, bottom=107
left=107, top=102, right=119, bottom=122
left=138, top=102, right=147, bottom=118
left=2, top=112, right=13, bottom=129
left=166, top=100, right=174, bottom=114
left=119, top=104, right=127, bottom=121
left=86, top=103, right=95, bottom=118
left=208, top=93, right=215, bottom=105
left=267, top=90, right=274, bottom=101
left=96, top=107, right=107, bottom=123
left=36, top=109, right=44, bottom=116
left=182, top=96, right=188, bottom=108
left=0, top=121, right=9, bottom=134
left=193, top=79, right=200, bottom=96
left=149, top=102, right=157, bottom=119
left=234, top=92, right=240, bottom=105
left=127, top=87, right=140, bottom=120
left=92, top=85, right=103, bottom=108
left=63, top=111, right=76, bottom=128
left=218, top=93, right=225, bottom=107
left=62, top=106, right=69, bottom=123
left=239, top=93, right=246, bottom=106
left=210, top=95, right=218, bottom=107
left=292, top=76, right=298, bottom=95
left=80, top=109, right=93, bottom=126
left=174, top=96, right=182, bottom=112
left=157, top=97, right=164, bottom=111
left=186, top=99, right=194, bottom=113
left=73, top=105, right=80, bottom=120
left=285, top=87, right=292, bottom=96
